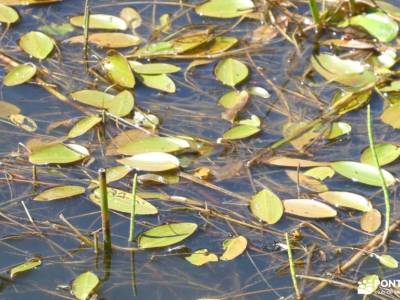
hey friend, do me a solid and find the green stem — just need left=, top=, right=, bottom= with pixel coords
left=83, top=0, right=90, bottom=64
left=366, top=104, right=390, bottom=247
left=285, top=233, right=301, bottom=299
left=128, top=173, right=138, bottom=243
left=99, top=168, right=112, bottom=252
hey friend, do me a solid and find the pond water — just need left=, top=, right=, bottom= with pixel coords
left=1, top=0, right=400, bottom=299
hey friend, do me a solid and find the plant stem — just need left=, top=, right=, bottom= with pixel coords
left=367, top=104, right=390, bottom=247
left=308, top=0, right=320, bottom=24
left=128, top=173, right=138, bottom=243
left=83, top=0, right=90, bottom=65
left=285, top=232, right=301, bottom=299
left=99, top=168, right=112, bottom=252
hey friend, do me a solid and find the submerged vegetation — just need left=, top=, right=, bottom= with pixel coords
left=1, top=0, right=400, bottom=299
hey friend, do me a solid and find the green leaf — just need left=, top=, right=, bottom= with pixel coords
left=186, top=36, right=238, bottom=56
left=218, top=90, right=248, bottom=109
left=195, top=0, right=254, bottom=18
left=89, top=187, right=158, bottom=215
left=29, top=143, right=89, bottom=165
left=358, top=274, right=379, bottom=295
left=103, top=165, right=132, bottom=183
left=66, top=33, right=141, bottom=48
left=339, top=12, right=398, bottom=43
left=0, top=101, right=20, bottom=118
left=303, top=166, right=335, bottom=181
left=108, top=90, right=134, bottom=117
left=103, top=50, right=135, bottom=88
left=38, top=22, right=74, bottom=36
left=34, top=185, right=85, bottom=201
left=139, top=73, right=176, bottom=93
left=70, top=14, right=127, bottom=30
left=325, top=122, right=351, bottom=139
left=319, top=191, right=372, bottom=212
left=0, top=4, right=18, bottom=23
left=185, top=249, right=218, bottom=266
left=376, top=1, right=400, bottom=21
left=117, top=152, right=180, bottom=172
left=117, top=136, right=190, bottom=155
left=250, top=189, right=283, bottom=224
left=330, top=161, right=395, bottom=187
left=381, top=102, right=400, bottom=129
left=10, top=257, right=41, bottom=279
left=68, top=116, right=102, bottom=138
left=138, top=222, right=198, bottom=249
left=9, top=114, right=37, bottom=132
left=222, top=125, right=260, bottom=140
left=311, top=53, right=376, bottom=87
left=71, top=89, right=114, bottom=109
left=238, top=115, right=260, bottom=127
left=283, top=199, right=337, bottom=218
left=380, top=80, right=400, bottom=92
left=247, top=86, right=270, bottom=98
left=3, top=63, right=37, bottom=86
left=360, top=143, right=400, bottom=166
left=215, top=58, right=248, bottom=87
left=129, top=62, right=180, bottom=74
left=19, top=31, right=54, bottom=59
left=0, top=0, right=61, bottom=5
left=71, top=271, right=99, bottom=300
left=220, top=236, right=247, bottom=261
left=331, top=89, right=372, bottom=115
left=378, top=254, right=398, bottom=269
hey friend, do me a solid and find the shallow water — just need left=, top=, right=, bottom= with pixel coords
left=1, top=0, right=400, bottom=299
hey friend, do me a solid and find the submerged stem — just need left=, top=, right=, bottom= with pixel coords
left=285, top=233, right=302, bottom=300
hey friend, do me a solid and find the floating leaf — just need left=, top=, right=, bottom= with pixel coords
left=66, top=33, right=141, bottom=48
left=34, top=185, right=85, bottom=201
left=220, top=90, right=249, bottom=122
left=185, top=36, right=238, bottom=56
left=0, top=4, right=18, bottom=23
left=3, top=63, right=37, bottom=86
left=71, top=89, right=114, bottom=109
left=9, top=114, right=37, bottom=132
left=118, top=152, right=180, bottom=172
left=71, top=271, right=99, bottom=300
left=331, top=89, right=372, bottom=115
left=250, top=189, right=283, bottom=224
left=311, top=53, right=376, bottom=87
left=238, top=115, right=260, bottom=127
left=358, top=274, right=379, bottom=295
left=247, top=86, right=270, bottom=98
left=185, top=249, right=218, bottom=266
left=129, top=62, right=180, bottom=74
left=380, top=80, right=400, bottom=92
left=0, top=101, right=20, bottom=118
left=339, top=12, right=398, bottom=43
left=108, top=90, right=134, bottom=117
left=70, top=14, right=127, bottom=30
left=286, top=170, right=328, bottom=193
left=139, top=74, right=175, bottom=93
left=120, top=7, right=141, bottom=29
left=303, top=166, right=335, bottom=181
left=0, top=0, right=61, bottom=5
left=378, top=254, right=398, bottom=269
left=220, top=236, right=247, bottom=261
left=19, top=31, right=54, bottom=59
left=381, top=103, right=400, bottom=129
left=218, top=90, right=248, bottom=108
left=283, top=122, right=325, bottom=151
left=325, top=122, right=351, bottom=139
left=319, top=191, right=372, bottom=212
left=215, top=58, right=248, bottom=87
left=117, top=136, right=190, bottom=155
left=261, top=156, right=329, bottom=167
left=89, top=187, right=158, bottom=215
left=29, top=143, right=89, bottom=165
left=10, top=257, right=41, bottom=279
left=138, top=222, right=198, bottom=249
left=360, top=209, right=381, bottom=232
left=38, top=22, right=74, bottom=36
left=68, top=116, right=102, bottom=138
left=330, top=161, right=395, bottom=187
left=195, top=0, right=254, bottom=18
left=222, top=125, right=260, bottom=140
left=360, top=143, right=400, bottom=166
left=103, top=165, right=131, bottom=183
left=283, top=199, right=337, bottom=218
left=103, top=50, right=135, bottom=88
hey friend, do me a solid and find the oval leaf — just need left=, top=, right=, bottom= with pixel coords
left=331, top=161, right=395, bottom=187
left=0, top=4, right=18, bottom=24
left=19, top=31, right=54, bottom=59
left=185, top=249, right=218, bottom=266
left=319, top=191, right=372, bottom=212
left=381, top=103, right=400, bottom=129
left=360, top=208, right=381, bottom=232
left=140, top=74, right=175, bottom=93
left=34, top=185, right=85, bottom=201
left=10, top=257, right=41, bottom=279
left=195, top=0, right=254, bottom=18
left=68, top=116, right=102, bottom=138
left=222, top=125, right=260, bottom=140
left=3, top=63, right=37, bottom=86
left=215, top=58, right=248, bottom=87
left=358, top=274, right=380, bottom=295
left=117, top=136, right=190, bottom=155
left=220, top=236, right=247, bottom=261
left=71, top=271, right=99, bottom=300
left=283, top=199, right=337, bottom=218
left=29, top=143, right=89, bottom=165
left=250, top=189, right=283, bottom=224
left=71, top=89, right=114, bottom=109
left=138, top=222, right=198, bottom=249
left=360, top=143, right=400, bottom=166
left=129, top=62, right=180, bottom=74
left=108, top=90, right=134, bottom=117
left=103, top=51, right=135, bottom=88
left=117, top=152, right=180, bottom=172
left=66, top=33, right=141, bottom=48
left=378, top=254, right=398, bottom=269
left=70, top=14, right=127, bottom=30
